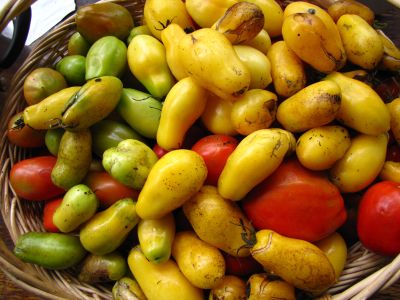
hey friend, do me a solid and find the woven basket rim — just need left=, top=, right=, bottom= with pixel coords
left=1, top=0, right=400, bottom=299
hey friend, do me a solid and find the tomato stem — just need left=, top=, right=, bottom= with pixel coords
left=11, top=116, right=25, bottom=131
left=232, top=218, right=258, bottom=255
left=373, top=20, right=387, bottom=29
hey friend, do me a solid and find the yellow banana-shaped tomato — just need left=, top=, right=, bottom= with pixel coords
left=327, top=0, right=375, bottom=25
left=233, top=45, right=272, bottom=90
left=112, top=277, right=147, bottom=300
left=283, top=1, right=346, bottom=68
left=241, top=0, right=283, bottom=38
left=230, top=89, right=277, bottom=136
left=144, top=0, right=195, bottom=41
left=241, top=29, right=271, bottom=55
left=183, top=185, right=251, bottom=257
left=157, top=77, right=207, bottom=151
left=266, top=40, right=306, bottom=98
left=211, top=2, right=264, bottom=45
left=209, top=275, right=247, bottom=300
left=218, top=128, right=291, bottom=201
left=128, top=245, right=204, bottom=300
left=337, top=14, right=383, bottom=70
left=377, top=29, right=400, bottom=72
left=127, top=35, right=175, bottom=98
left=282, top=13, right=346, bottom=74
left=329, top=132, right=389, bottom=193
left=324, top=71, right=390, bottom=135
left=249, top=229, right=337, bottom=292
left=387, top=98, right=400, bottom=146
left=14, top=86, right=80, bottom=131
left=137, top=212, right=176, bottom=265
left=201, top=91, right=239, bottom=136
left=276, top=81, right=341, bottom=133
left=171, top=230, right=225, bottom=289
left=136, top=149, right=208, bottom=220
left=296, top=125, right=351, bottom=171
left=379, top=161, right=400, bottom=183
left=185, top=0, right=238, bottom=28
left=312, top=231, right=348, bottom=296
left=178, top=28, right=250, bottom=102
left=247, top=274, right=296, bottom=300
left=161, top=23, right=188, bottom=81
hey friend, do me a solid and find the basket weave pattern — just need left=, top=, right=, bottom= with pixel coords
left=0, top=0, right=400, bottom=299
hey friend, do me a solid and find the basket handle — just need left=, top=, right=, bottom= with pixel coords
left=0, top=6, right=31, bottom=70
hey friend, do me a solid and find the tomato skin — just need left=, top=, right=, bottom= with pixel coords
left=153, top=144, right=169, bottom=159
left=10, top=156, right=66, bottom=201
left=357, top=181, right=400, bottom=257
left=7, top=112, right=47, bottom=148
left=386, top=144, right=400, bottom=162
left=191, top=135, right=239, bottom=186
left=81, top=171, right=140, bottom=208
left=153, top=125, right=206, bottom=159
left=373, top=76, right=399, bottom=103
left=43, top=197, right=64, bottom=232
left=221, top=251, right=263, bottom=277
left=241, top=156, right=347, bottom=242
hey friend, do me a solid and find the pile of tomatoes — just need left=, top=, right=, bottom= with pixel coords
left=5, top=0, right=400, bottom=299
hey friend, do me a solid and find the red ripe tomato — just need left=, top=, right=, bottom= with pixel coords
left=388, top=130, right=396, bottom=147
left=373, top=76, right=399, bottom=103
left=241, top=156, right=347, bottom=242
left=7, top=112, right=47, bottom=148
left=357, top=181, right=400, bottom=257
left=10, top=156, right=66, bottom=201
left=153, top=144, right=169, bottom=159
left=386, top=144, right=400, bottom=162
left=43, top=197, right=64, bottom=232
left=191, top=135, right=239, bottom=186
left=221, top=251, right=263, bottom=277
left=82, top=171, right=140, bottom=208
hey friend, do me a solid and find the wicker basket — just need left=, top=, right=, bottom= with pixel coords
left=0, top=0, right=37, bottom=33
left=1, top=0, right=400, bottom=299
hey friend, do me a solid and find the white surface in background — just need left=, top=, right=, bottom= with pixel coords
left=2, top=0, right=75, bottom=45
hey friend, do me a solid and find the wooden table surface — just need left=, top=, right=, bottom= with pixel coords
left=2, top=1, right=400, bottom=299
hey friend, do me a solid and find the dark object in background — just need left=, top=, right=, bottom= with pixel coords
left=0, top=7, right=31, bottom=91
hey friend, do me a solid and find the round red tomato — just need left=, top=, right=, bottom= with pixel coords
left=373, top=76, right=399, bottom=103
left=357, top=181, right=400, bottom=257
left=191, top=135, right=239, bottom=186
left=82, top=171, right=140, bottom=208
left=241, top=156, right=347, bottom=242
left=10, top=156, right=66, bottom=201
left=221, top=251, right=263, bottom=277
left=386, top=144, right=400, bottom=162
left=43, top=197, right=64, bottom=232
left=7, top=112, right=47, bottom=148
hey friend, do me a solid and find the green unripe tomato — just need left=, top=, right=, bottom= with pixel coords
left=53, top=184, right=99, bottom=233
left=45, top=127, right=66, bottom=156
left=78, top=250, right=127, bottom=284
left=102, top=139, right=158, bottom=190
left=85, top=36, right=127, bottom=81
left=68, top=32, right=91, bottom=56
left=127, top=25, right=154, bottom=44
left=14, top=232, right=87, bottom=270
left=56, top=55, right=87, bottom=86
left=90, top=119, right=147, bottom=158
left=117, top=88, right=162, bottom=139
